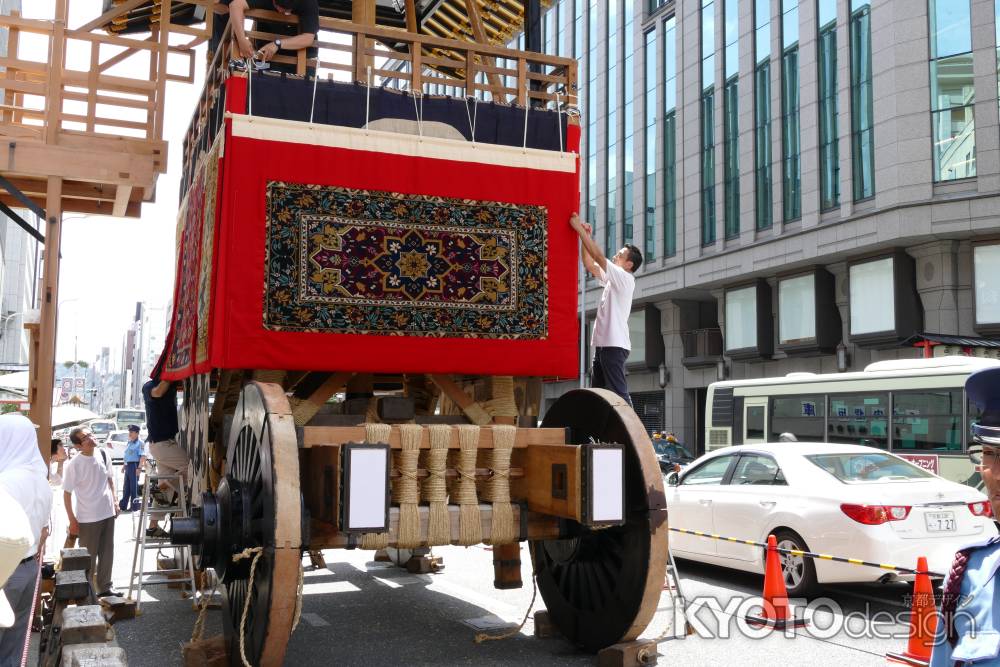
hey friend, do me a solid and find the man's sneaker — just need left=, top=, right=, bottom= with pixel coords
left=145, top=527, right=169, bottom=539
left=98, top=588, right=122, bottom=598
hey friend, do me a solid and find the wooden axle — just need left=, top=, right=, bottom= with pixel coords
left=308, top=505, right=562, bottom=550
left=301, top=424, right=569, bottom=449
left=389, top=466, right=524, bottom=480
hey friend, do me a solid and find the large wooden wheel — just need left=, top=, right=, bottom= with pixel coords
left=531, top=388, right=668, bottom=652
left=219, top=382, right=303, bottom=667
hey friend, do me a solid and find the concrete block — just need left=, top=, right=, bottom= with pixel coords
left=55, top=570, right=90, bottom=601
left=61, top=605, right=111, bottom=645
left=60, top=548, right=91, bottom=573
left=99, top=596, right=137, bottom=624
left=61, top=643, right=126, bottom=667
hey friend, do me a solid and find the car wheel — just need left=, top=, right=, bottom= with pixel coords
left=772, top=530, right=817, bottom=598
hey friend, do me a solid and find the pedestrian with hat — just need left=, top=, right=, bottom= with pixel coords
left=120, top=425, right=143, bottom=513
left=0, top=414, right=52, bottom=664
left=931, top=367, right=1000, bottom=666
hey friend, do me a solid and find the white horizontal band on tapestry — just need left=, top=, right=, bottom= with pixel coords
left=227, top=113, right=577, bottom=174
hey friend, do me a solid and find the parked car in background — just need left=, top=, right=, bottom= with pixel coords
left=87, top=419, right=116, bottom=441
left=103, top=430, right=131, bottom=463
left=665, top=442, right=996, bottom=596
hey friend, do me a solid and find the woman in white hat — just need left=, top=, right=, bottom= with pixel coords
left=0, top=414, right=52, bottom=664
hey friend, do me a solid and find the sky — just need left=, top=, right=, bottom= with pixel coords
left=22, top=1, right=206, bottom=365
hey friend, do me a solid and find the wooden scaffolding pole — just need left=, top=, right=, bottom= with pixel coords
left=30, top=176, right=62, bottom=465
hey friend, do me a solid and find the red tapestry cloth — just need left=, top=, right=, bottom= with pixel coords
left=162, top=108, right=580, bottom=380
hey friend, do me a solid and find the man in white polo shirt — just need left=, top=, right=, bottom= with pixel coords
left=569, top=212, right=643, bottom=406
left=64, top=427, right=119, bottom=597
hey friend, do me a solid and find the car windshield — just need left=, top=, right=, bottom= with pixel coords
left=654, top=442, right=693, bottom=459
left=806, top=452, right=934, bottom=483
left=90, top=422, right=113, bottom=435
left=117, top=411, right=144, bottom=423
left=111, top=433, right=129, bottom=442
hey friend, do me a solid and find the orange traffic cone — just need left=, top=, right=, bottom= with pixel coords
left=887, top=556, right=937, bottom=666
left=745, top=534, right=808, bottom=630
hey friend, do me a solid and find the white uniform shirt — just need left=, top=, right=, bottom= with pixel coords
left=591, top=261, right=636, bottom=350
left=62, top=450, right=116, bottom=523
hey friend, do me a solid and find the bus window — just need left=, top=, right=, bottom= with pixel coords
left=828, top=393, right=889, bottom=449
left=969, top=396, right=984, bottom=448
left=892, top=390, right=962, bottom=451
left=769, top=395, right=825, bottom=442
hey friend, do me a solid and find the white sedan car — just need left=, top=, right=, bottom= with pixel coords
left=666, top=442, right=997, bottom=596
left=103, top=430, right=131, bottom=463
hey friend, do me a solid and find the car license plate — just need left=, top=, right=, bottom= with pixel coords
left=925, top=511, right=956, bottom=533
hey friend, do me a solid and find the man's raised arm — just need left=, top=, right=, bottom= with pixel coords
left=570, top=213, right=607, bottom=277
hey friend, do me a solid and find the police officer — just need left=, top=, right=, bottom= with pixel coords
left=931, top=367, right=1000, bottom=667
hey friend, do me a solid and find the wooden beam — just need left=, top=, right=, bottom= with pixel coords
left=511, top=444, right=582, bottom=522
left=2, top=140, right=159, bottom=187
left=290, top=371, right=353, bottom=426
left=44, top=0, right=67, bottom=145
left=405, top=0, right=418, bottom=34
left=30, top=177, right=62, bottom=465
left=462, top=0, right=506, bottom=102
left=302, top=424, right=568, bottom=449
left=428, top=374, right=492, bottom=425
left=76, top=0, right=148, bottom=34
left=112, top=184, right=131, bottom=217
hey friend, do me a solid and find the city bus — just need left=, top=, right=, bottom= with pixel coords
left=704, top=356, right=1000, bottom=488
left=107, top=407, right=146, bottom=431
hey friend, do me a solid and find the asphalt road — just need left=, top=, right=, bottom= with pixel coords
left=99, top=506, right=919, bottom=667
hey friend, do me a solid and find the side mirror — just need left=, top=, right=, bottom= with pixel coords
left=666, top=471, right=679, bottom=487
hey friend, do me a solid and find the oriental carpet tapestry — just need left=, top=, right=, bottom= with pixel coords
left=264, top=182, right=549, bottom=340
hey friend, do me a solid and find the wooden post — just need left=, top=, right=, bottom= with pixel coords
left=44, top=0, right=67, bottom=145
left=30, top=176, right=62, bottom=465
left=352, top=0, right=375, bottom=84
left=462, top=0, right=506, bottom=103
left=404, top=0, right=418, bottom=34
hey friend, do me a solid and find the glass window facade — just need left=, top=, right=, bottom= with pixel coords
left=930, top=0, right=975, bottom=181
left=702, top=0, right=717, bottom=245
left=723, top=0, right=740, bottom=239
left=725, top=285, right=758, bottom=350
left=587, top=2, right=598, bottom=227
left=849, top=257, right=895, bottom=335
left=850, top=0, right=874, bottom=200
left=781, top=0, right=801, bottom=221
left=817, top=0, right=839, bottom=210
left=778, top=274, right=816, bottom=342
left=974, top=244, right=1000, bottom=325
left=606, top=0, right=619, bottom=255
left=755, top=0, right=772, bottom=230
left=664, top=17, right=678, bottom=257
left=623, top=0, right=635, bottom=246
left=644, top=29, right=657, bottom=260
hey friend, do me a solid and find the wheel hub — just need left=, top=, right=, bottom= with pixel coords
left=171, top=475, right=255, bottom=581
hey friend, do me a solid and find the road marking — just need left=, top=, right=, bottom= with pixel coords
left=299, top=612, right=330, bottom=627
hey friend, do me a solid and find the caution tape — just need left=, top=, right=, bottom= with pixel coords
left=668, top=527, right=946, bottom=578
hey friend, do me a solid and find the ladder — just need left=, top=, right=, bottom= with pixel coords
left=127, top=468, right=198, bottom=611
left=659, top=545, right=694, bottom=641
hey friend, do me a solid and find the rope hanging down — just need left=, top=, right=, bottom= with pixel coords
left=474, top=575, right=538, bottom=643
left=232, top=546, right=264, bottom=667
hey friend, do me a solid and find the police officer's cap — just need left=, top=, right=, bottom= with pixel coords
left=967, top=367, right=1000, bottom=444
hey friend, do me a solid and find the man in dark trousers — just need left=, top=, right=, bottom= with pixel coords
left=569, top=212, right=643, bottom=406
left=211, top=0, right=319, bottom=74
left=120, top=425, right=143, bottom=512
left=142, top=376, right=182, bottom=538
